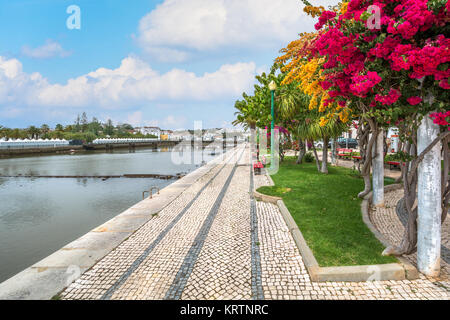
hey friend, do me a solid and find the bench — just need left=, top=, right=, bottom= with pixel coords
left=253, top=162, right=264, bottom=175
left=337, top=148, right=353, bottom=159
left=386, top=161, right=403, bottom=170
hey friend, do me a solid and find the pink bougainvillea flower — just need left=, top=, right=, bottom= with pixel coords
left=375, top=89, right=401, bottom=105
left=315, top=11, right=336, bottom=30
left=407, top=96, right=422, bottom=105
left=430, top=111, right=450, bottom=130
left=439, top=79, right=450, bottom=89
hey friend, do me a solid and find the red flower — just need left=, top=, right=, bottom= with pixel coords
left=407, top=96, right=422, bottom=105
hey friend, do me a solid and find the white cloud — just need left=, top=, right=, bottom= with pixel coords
left=0, top=57, right=48, bottom=106
left=21, top=40, right=72, bottom=59
left=137, top=0, right=339, bottom=62
left=0, top=55, right=257, bottom=111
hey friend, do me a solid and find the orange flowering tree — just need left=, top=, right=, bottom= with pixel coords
left=275, top=3, right=350, bottom=173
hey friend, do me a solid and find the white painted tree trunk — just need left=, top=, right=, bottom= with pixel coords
left=331, top=139, right=337, bottom=166
left=321, top=137, right=329, bottom=173
left=372, top=129, right=384, bottom=207
left=417, top=112, right=441, bottom=277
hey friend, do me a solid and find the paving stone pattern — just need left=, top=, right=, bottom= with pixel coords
left=61, top=145, right=449, bottom=300
left=371, top=188, right=450, bottom=289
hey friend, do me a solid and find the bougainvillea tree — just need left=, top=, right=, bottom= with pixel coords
left=309, top=0, right=449, bottom=272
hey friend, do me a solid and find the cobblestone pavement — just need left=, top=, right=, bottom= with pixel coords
left=371, top=188, right=450, bottom=287
left=61, top=145, right=449, bottom=300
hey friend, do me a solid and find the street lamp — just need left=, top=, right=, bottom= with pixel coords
left=268, top=80, right=277, bottom=170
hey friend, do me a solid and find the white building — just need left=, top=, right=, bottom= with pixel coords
left=135, top=126, right=161, bottom=138
left=171, top=130, right=191, bottom=141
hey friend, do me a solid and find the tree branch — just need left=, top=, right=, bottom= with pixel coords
left=407, top=131, right=450, bottom=185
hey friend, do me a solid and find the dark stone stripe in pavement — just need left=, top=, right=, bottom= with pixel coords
left=250, top=165, right=264, bottom=300
left=100, top=148, right=239, bottom=300
left=164, top=148, right=245, bottom=300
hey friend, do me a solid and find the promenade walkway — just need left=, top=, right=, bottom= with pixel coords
left=61, top=145, right=449, bottom=300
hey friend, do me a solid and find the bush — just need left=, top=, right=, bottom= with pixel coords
left=304, top=152, right=314, bottom=163
left=62, top=131, right=97, bottom=143
left=385, top=153, right=402, bottom=162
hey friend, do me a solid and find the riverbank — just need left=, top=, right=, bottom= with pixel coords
left=0, top=145, right=222, bottom=283
left=0, top=145, right=83, bottom=157
left=0, top=145, right=238, bottom=299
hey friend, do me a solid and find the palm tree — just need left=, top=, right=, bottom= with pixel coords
left=276, top=82, right=310, bottom=164
left=26, top=126, right=40, bottom=139
left=40, top=124, right=50, bottom=137
left=232, top=98, right=257, bottom=130
left=297, top=112, right=347, bottom=173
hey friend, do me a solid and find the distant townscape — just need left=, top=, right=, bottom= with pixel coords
left=0, top=112, right=249, bottom=146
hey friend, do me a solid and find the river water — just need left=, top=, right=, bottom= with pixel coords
left=0, top=145, right=223, bottom=283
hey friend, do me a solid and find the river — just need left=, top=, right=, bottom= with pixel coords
left=0, top=144, right=223, bottom=283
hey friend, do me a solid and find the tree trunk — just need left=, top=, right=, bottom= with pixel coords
left=383, top=143, right=419, bottom=257
left=372, top=129, right=385, bottom=207
left=331, top=139, right=337, bottom=166
left=417, top=111, right=441, bottom=277
left=357, top=119, right=376, bottom=198
left=321, top=136, right=329, bottom=174
left=296, top=138, right=305, bottom=164
left=311, top=142, right=321, bottom=172
left=442, top=136, right=449, bottom=223
left=360, top=174, right=372, bottom=199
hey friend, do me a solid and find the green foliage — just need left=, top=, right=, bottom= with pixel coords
left=233, top=64, right=284, bottom=130
left=304, top=152, right=314, bottom=163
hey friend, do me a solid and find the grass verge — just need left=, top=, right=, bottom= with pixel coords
left=257, top=157, right=398, bottom=267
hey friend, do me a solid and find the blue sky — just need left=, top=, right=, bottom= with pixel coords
left=0, top=0, right=337, bottom=129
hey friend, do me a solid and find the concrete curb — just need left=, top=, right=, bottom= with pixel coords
left=253, top=190, right=282, bottom=204
left=0, top=146, right=240, bottom=300
left=258, top=172, right=417, bottom=282
left=252, top=169, right=279, bottom=203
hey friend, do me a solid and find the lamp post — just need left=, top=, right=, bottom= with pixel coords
left=268, top=80, right=277, bottom=170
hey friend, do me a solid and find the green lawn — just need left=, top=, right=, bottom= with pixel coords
left=257, top=157, right=397, bottom=267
